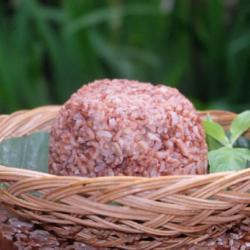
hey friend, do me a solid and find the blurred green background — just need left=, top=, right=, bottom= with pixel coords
left=0, top=0, right=249, bottom=114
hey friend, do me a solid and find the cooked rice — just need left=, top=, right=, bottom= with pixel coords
left=49, top=79, right=207, bottom=177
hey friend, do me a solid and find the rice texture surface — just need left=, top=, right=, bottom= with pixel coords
left=49, top=79, right=207, bottom=177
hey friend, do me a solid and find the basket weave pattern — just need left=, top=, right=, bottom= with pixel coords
left=0, top=106, right=249, bottom=249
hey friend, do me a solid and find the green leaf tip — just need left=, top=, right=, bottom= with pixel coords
left=203, top=120, right=229, bottom=146
left=230, top=110, right=250, bottom=145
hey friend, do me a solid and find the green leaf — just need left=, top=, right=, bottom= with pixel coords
left=206, top=135, right=224, bottom=151
left=0, top=132, right=49, bottom=173
left=66, top=4, right=155, bottom=35
left=208, top=147, right=250, bottom=173
left=203, top=120, right=229, bottom=146
left=230, top=110, right=250, bottom=145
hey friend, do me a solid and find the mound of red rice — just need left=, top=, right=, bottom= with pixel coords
left=49, top=79, right=207, bottom=177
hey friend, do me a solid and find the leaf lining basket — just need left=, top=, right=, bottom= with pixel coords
left=0, top=106, right=250, bottom=249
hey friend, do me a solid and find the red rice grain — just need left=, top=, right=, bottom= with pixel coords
left=49, top=79, right=207, bottom=177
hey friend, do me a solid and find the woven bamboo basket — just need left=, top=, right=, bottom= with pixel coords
left=0, top=106, right=250, bottom=249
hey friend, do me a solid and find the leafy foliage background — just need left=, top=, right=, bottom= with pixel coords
left=0, top=0, right=249, bottom=113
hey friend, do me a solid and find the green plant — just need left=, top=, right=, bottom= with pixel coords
left=0, top=0, right=249, bottom=113
left=204, top=111, right=250, bottom=172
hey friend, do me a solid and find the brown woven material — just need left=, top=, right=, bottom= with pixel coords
left=0, top=205, right=94, bottom=250
left=0, top=106, right=249, bottom=249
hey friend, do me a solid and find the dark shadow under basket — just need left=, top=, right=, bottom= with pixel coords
left=0, top=106, right=249, bottom=249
